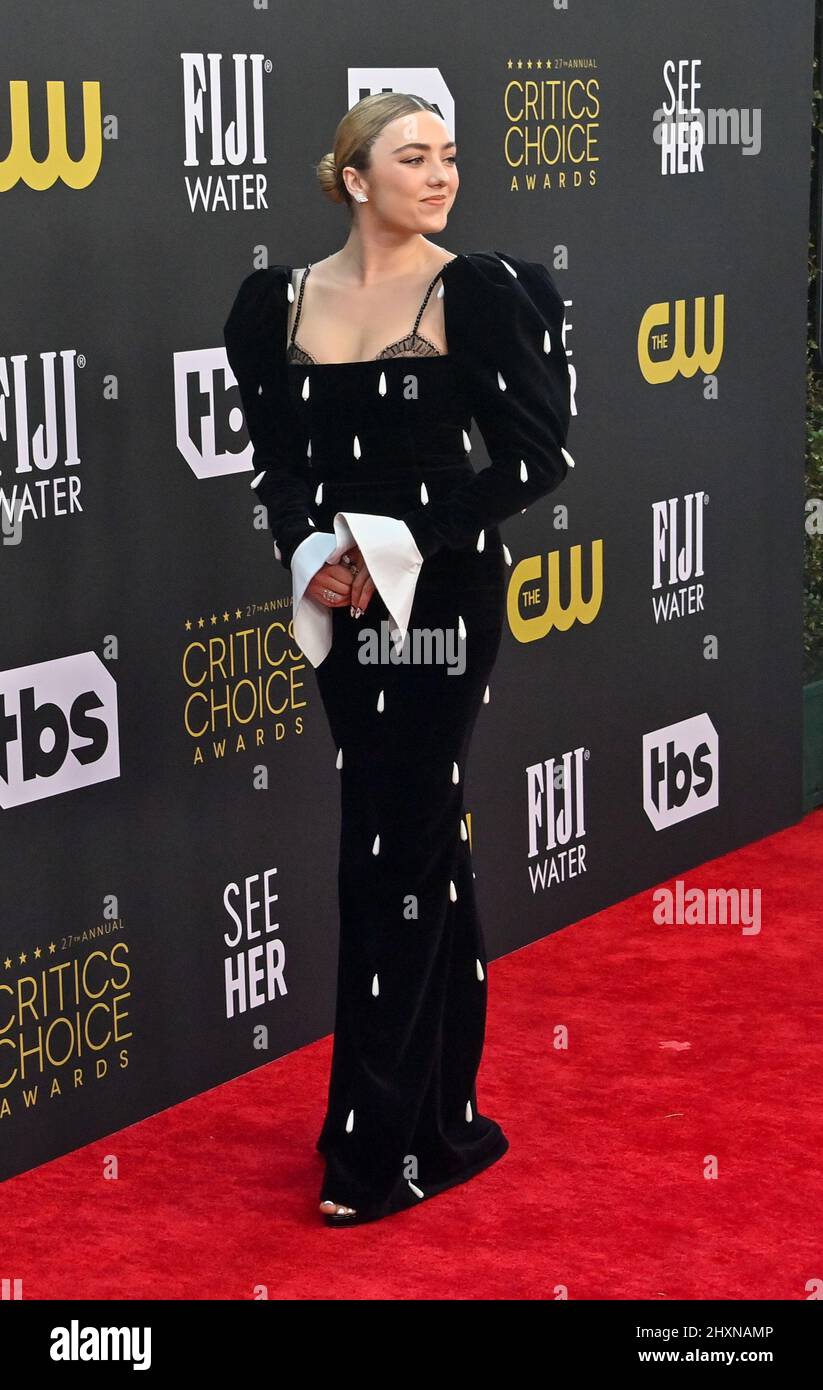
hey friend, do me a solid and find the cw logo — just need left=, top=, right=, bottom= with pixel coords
left=637, top=294, right=724, bottom=383
left=0, top=80, right=102, bottom=191
left=507, top=540, right=603, bottom=642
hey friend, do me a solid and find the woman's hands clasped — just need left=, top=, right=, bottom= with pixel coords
left=306, top=546, right=375, bottom=618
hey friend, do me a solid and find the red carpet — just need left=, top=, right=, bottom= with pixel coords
left=4, top=808, right=821, bottom=1300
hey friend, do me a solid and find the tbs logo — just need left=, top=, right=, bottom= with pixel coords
left=643, top=713, right=718, bottom=830
left=0, top=653, right=119, bottom=808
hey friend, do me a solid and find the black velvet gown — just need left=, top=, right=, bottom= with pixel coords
left=224, top=249, right=573, bottom=1225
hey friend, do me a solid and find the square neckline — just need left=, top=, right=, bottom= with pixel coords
left=283, top=253, right=464, bottom=368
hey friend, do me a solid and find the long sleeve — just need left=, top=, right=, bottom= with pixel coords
left=223, top=267, right=317, bottom=570
left=400, top=251, right=574, bottom=560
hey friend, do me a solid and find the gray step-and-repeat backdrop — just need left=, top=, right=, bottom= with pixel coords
left=1, top=1, right=813, bottom=1181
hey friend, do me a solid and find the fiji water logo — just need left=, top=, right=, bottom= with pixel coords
left=526, top=745, right=587, bottom=892
left=651, top=490, right=708, bottom=623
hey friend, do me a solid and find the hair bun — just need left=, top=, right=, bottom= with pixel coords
left=315, top=150, right=345, bottom=204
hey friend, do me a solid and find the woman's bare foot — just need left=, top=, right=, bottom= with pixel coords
left=320, top=1199, right=357, bottom=1217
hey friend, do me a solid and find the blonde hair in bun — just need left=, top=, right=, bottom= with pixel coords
left=315, top=151, right=340, bottom=201
left=313, top=92, right=441, bottom=211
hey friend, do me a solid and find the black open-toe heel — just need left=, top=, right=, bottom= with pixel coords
left=319, top=1195, right=386, bottom=1228
left=320, top=1200, right=360, bottom=1226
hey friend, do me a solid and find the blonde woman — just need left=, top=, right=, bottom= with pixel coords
left=224, top=92, right=573, bottom=1227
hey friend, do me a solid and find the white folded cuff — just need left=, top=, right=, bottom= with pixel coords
left=289, top=514, right=425, bottom=669
left=329, top=511, right=424, bottom=649
left=290, top=531, right=337, bottom=668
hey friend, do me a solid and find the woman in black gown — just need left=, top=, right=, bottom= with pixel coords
left=223, top=93, right=574, bottom=1227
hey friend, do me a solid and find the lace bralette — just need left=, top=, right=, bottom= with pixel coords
left=286, top=261, right=452, bottom=366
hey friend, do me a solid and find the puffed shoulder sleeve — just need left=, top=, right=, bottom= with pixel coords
left=400, top=250, right=574, bottom=560
left=223, top=266, right=317, bottom=570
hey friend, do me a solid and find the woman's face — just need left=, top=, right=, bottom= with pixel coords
left=347, top=109, right=459, bottom=231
